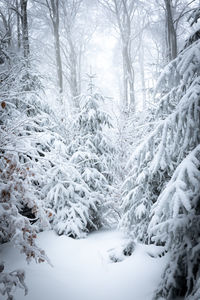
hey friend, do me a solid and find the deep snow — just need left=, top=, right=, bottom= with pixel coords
left=0, top=230, right=168, bottom=300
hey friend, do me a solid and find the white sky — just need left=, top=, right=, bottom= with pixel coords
left=86, top=31, right=120, bottom=103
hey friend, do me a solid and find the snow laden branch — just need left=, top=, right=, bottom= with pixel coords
left=148, top=145, right=200, bottom=299
left=0, top=262, right=28, bottom=300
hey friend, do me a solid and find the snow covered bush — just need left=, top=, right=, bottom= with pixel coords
left=0, top=153, right=49, bottom=263
left=0, top=55, right=65, bottom=295
left=0, top=59, right=54, bottom=229
left=108, top=239, right=135, bottom=263
left=0, top=262, right=28, bottom=300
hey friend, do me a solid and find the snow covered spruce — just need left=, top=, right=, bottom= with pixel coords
left=149, top=145, right=200, bottom=300
left=46, top=83, right=118, bottom=238
left=120, top=14, right=200, bottom=300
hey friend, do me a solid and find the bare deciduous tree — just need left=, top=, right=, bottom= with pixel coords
left=164, top=0, right=177, bottom=61
left=21, top=0, right=29, bottom=59
left=60, top=0, right=82, bottom=109
left=45, top=0, right=63, bottom=102
left=100, top=0, right=137, bottom=112
left=162, top=0, right=195, bottom=62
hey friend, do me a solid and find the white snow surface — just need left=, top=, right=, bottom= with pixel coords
left=0, top=230, right=168, bottom=300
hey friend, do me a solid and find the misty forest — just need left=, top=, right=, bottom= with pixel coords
left=0, top=0, right=200, bottom=299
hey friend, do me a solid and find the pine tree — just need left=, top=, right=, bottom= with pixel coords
left=149, top=146, right=200, bottom=299
left=67, top=73, right=118, bottom=231
left=120, top=6, right=200, bottom=299
left=148, top=9, right=200, bottom=300
left=44, top=160, right=98, bottom=238
left=120, top=12, right=200, bottom=242
left=45, top=74, right=118, bottom=238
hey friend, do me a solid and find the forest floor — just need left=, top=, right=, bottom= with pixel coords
left=0, top=229, right=168, bottom=300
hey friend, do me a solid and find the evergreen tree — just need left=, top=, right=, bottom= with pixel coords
left=45, top=75, right=118, bottom=238
left=149, top=146, right=200, bottom=299
left=120, top=12, right=200, bottom=243
left=148, top=10, right=200, bottom=300
left=120, top=6, right=200, bottom=299
left=44, top=160, right=98, bottom=238
left=67, top=73, right=118, bottom=231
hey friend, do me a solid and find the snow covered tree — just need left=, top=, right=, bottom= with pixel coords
left=66, top=75, right=118, bottom=230
left=0, top=44, right=62, bottom=297
left=149, top=146, right=200, bottom=299
left=120, top=5, right=200, bottom=246
left=0, top=54, right=55, bottom=250
left=147, top=10, right=200, bottom=300
left=43, top=79, right=118, bottom=238
left=44, top=160, right=98, bottom=238
left=120, top=6, right=200, bottom=299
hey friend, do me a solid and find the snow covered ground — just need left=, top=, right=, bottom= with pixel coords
left=0, top=230, right=168, bottom=300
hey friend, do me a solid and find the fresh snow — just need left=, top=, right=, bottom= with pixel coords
left=0, top=230, right=168, bottom=300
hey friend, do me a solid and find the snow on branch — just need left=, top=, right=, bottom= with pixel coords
left=148, top=145, right=200, bottom=299
left=0, top=262, right=28, bottom=300
left=149, top=144, right=200, bottom=244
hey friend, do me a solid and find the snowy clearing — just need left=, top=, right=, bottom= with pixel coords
left=0, top=230, right=168, bottom=300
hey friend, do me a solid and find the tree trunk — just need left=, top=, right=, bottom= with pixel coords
left=122, top=46, right=128, bottom=111
left=16, top=0, right=21, bottom=49
left=67, top=34, right=79, bottom=108
left=53, top=22, right=63, bottom=98
left=164, top=0, right=177, bottom=62
left=20, top=0, right=29, bottom=59
left=77, top=47, right=82, bottom=96
left=114, top=0, right=135, bottom=113
left=47, top=0, right=63, bottom=103
left=122, top=42, right=135, bottom=112
left=138, top=42, right=146, bottom=110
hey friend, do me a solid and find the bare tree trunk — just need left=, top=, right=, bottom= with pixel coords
left=60, top=0, right=84, bottom=109
left=127, top=44, right=135, bottom=111
left=16, top=0, right=21, bottom=49
left=113, top=0, right=135, bottom=112
left=138, top=42, right=146, bottom=110
left=164, top=0, right=177, bottom=62
left=67, top=34, right=79, bottom=108
left=53, top=22, right=63, bottom=98
left=46, top=0, right=63, bottom=103
left=77, top=47, right=82, bottom=96
left=20, top=0, right=29, bottom=59
left=0, top=7, right=12, bottom=66
left=123, top=47, right=135, bottom=111
left=122, top=46, right=128, bottom=110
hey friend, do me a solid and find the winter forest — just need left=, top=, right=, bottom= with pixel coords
left=0, top=0, right=200, bottom=299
